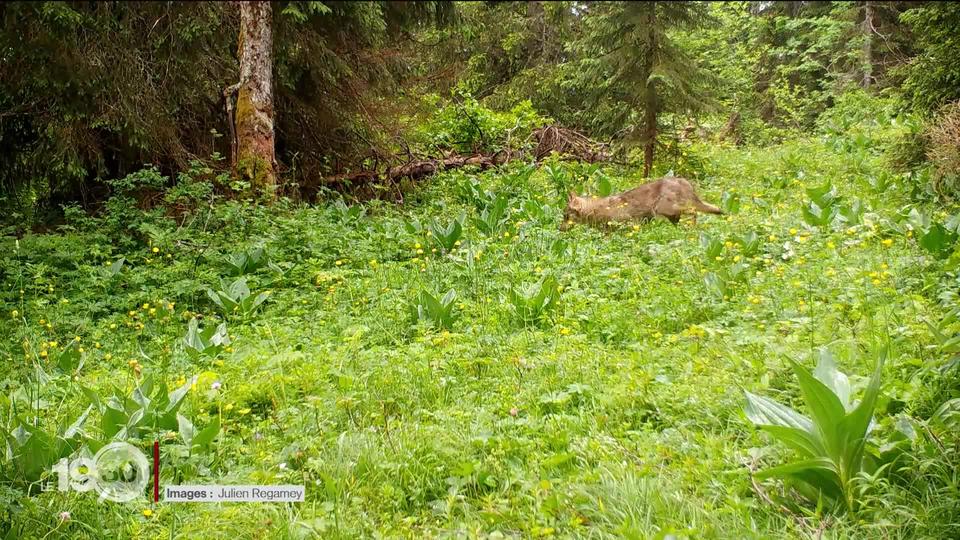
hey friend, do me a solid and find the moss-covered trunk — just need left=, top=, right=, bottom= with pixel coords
left=235, top=1, right=276, bottom=197
left=861, top=1, right=874, bottom=89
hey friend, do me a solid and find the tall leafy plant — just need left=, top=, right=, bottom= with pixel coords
left=430, top=216, right=464, bottom=252
left=744, top=349, right=885, bottom=512
left=411, top=288, right=458, bottom=330
left=183, top=318, right=231, bottom=360
left=206, top=277, right=269, bottom=319
left=472, top=193, right=510, bottom=236
left=509, top=276, right=561, bottom=324
left=224, top=247, right=269, bottom=276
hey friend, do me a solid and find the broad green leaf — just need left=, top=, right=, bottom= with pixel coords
left=191, top=417, right=220, bottom=451
left=736, top=231, right=760, bottom=255
left=57, top=342, right=82, bottom=372
left=806, top=182, right=836, bottom=207
left=206, top=288, right=226, bottom=309
left=755, top=457, right=840, bottom=490
left=721, top=191, right=741, bottom=214
left=102, top=406, right=127, bottom=439
left=837, top=351, right=885, bottom=475
left=184, top=318, right=204, bottom=352
left=703, top=272, right=726, bottom=297
left=813, top=349, right=851, bottom=411
left=744, top=391, right=813, bottom=432
left=543, top=451, right=576, bottom=469
left=177, top=413, right=195, bottom=447
left=64, top=405, right=94, bottom=439
left=250, top=292, right=269, bottom=311
left=14, top=420, right=58, bottom=481
left=789, top=359, right=846, bottom=461
left=756, top=457, right=844, bottom=501
left=132, top=383, right=151, bottom=410
left=596, top=174, right=613, bottom=197
left=107, top=258, right=125, bottom=277
left=755, top=457, right=838, bottom=479
left=165, top=375, right=198, bottom=415
left=931, top=398, right=960, bottom=430
left=80, top=385, right=102, bottom=411
left=126, top=409, right=145, bottom=430
left=148, top=383, right=169, bottom=419
left=441, top=288, right=457, bottom=307
left=920, top=223, right=958, bottom=259
left=759, top=425, right=823, bottom=458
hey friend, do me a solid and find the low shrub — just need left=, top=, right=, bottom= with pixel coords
left=927, top=101, right=960, bottom=200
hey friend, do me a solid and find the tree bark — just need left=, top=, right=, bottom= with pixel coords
left=861, top=1, right=874, bottom=89
left=641, top=4, right=658, bottom=178
left=222, top=83, right=240, bottom=169
left=525, top=1, right=547, bottom=60
left=642, top=91, right=657, bottom=178
left=235, top=1, right=276, bottom=196
left=719, top=111, right=743, bottom=145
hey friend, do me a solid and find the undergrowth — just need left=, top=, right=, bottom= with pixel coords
left=1, top=112, right=959, bottom=539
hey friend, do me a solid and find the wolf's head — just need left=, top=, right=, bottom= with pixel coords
left=559, top=191, right=583, bottom=231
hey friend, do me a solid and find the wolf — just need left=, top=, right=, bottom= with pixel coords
left=560, top=176, right=722, bottom=231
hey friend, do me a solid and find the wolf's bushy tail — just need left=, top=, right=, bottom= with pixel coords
left=694, top=198, right=723, bottom=214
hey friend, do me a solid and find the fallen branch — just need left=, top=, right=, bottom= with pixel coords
left=531, top=124, right=611, bottom=163
left=307, top=124, right=611, bottom=201
left=324, top=151, right=510, bottom=186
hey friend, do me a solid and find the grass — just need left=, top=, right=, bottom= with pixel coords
left=1, top=130, right=958, bottom=538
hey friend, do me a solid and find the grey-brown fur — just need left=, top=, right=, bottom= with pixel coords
left=560, top=176, right=722, bottom=230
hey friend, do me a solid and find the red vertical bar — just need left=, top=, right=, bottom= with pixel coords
left=153, top=440, right=160, bottom=503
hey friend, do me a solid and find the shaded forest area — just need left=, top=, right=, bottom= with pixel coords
left=2, top=1, right=958, bottom=227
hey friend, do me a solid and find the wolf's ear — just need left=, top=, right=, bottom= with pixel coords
left=567, top=190, right=576, bottom=204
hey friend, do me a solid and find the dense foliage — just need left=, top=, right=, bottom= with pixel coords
left=2, top=1, right=960, bottom=538
left=4, top=1, right=960, bottom=223
left=0, top=1, right=451, bottom=223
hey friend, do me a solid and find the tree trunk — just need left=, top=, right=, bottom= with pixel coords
left=642, top=91, right=657, bottom=178
left=235, top=1, right=276, bottom=196
left=719, top=111, right=743, bottom=145
left=525, top=1, right=547, bottom=59
left=641, top=5, right=658, bottom=178
left=861, top=1, right=874, bottom=89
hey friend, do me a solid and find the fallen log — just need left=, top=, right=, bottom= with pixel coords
left=306, top=124, right=610, bottom=201
left=322, top=151, right=510, bottom=187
